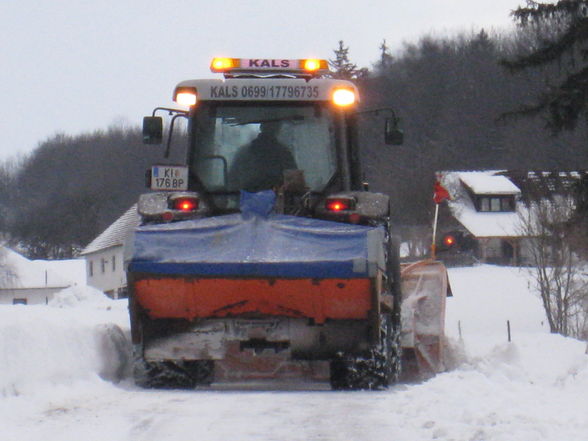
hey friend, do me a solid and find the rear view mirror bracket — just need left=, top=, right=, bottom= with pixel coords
left=355, top=107, right=404, bottom=146
left=143, top=107, right=190, bottom=157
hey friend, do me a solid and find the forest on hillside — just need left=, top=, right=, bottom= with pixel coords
left=2, top=19, right=588, bottom=258
left=357, top=29, right=588, bottom=226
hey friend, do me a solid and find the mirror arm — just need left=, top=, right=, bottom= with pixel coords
left=152, top=107, right=189, bottom=117
left=164, top=113, right=189, bottom=158
left=355, top=107, right=399, bottom=123
left=355, top=106, right=403, bottom=145
left=356, top=107, right=400, bottom=126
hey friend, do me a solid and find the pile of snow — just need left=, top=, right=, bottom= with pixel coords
left=49, top=285, right=116, bottom=308
left=445, top=265, right=587, bottom=383
left=0, top=264, right=586, bottom=441
left=0, top=285, right=130, bottom=397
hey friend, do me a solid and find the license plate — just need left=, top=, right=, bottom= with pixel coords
left=150, top=165, right=188, bottom=191
left=232, top=319, right=288, bottom=339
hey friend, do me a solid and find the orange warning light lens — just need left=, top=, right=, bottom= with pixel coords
left=302, top=59, right=326, bottom=72
left=210, top=57, right=239, bottom=72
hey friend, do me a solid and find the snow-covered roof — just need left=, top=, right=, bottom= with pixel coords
left=449, top=202, right=524, bottom=237
left=0, top=247, right=72, bottom=289
left=39, top=259, right=86, bottom=286
left=458, top=171, right=521, bottom=195
left=442, top=171, right=524, bottom=238
left=80, top=205, right=140, bottom=256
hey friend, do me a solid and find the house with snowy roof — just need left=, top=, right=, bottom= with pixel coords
left=0, top=247, right=74, bottom=305
left=79, top=205, right=140, bottom=299
left=438, top=170, right=588, bottom=265
left=441, top=171, right=527, bottom=264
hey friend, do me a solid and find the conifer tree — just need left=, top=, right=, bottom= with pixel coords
left=375, top=39, right=394, bottom=74
left=329, top=40, right=368, bottom=79
left=502, top=0, right=588, bottom=132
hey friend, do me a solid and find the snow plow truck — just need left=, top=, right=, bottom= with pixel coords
left=126, top=57, right=450, bottom=389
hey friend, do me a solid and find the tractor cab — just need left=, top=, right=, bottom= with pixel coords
left=140, top=57, right=403, bottom=222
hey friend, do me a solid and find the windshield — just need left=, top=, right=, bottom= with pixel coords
left=190, top=103, right=337, bottom=194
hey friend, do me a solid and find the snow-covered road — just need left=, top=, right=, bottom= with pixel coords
left=1, top=266, right=587, bottom=441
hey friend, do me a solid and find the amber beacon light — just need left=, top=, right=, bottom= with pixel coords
left=301, top=58, right=328, bottom=73
left=210, top=57, right=240, bottom=72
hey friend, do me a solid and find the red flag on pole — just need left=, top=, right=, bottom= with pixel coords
left=433, top=181, right=450, bottom=204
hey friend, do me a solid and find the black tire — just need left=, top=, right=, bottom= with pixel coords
left=133, top=358, right=196, bottom=389
left=329, top=351, right=388, bottom=390
left=329, top=232, right=402, bottom=391
left=386, top=233, right=403, bottom=383
left=329, top=313, right=399, bottom=390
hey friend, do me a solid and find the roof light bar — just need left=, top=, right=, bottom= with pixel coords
left=210, top=57, right=329, bottom=76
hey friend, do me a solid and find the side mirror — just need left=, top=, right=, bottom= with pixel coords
left=143, top=116, right=163, bottom=145
left=385, top=118, right=404, bottom=145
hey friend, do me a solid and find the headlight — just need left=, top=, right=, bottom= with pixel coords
left=332, top=88, right=356, bottom=107
left=173, top=87, right=198, bottom=106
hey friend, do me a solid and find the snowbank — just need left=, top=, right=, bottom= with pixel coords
left=0, top=265, right=587, bottom=441
left=0, top=286, right=130, bottom=397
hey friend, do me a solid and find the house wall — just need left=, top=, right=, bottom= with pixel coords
left=0, top=287, right=66, bottom=305
left=85, top=246, right=127, bottom=299
left=475, top=237, right=536, bottom=266
left=480, top=238, right=503, bottom=261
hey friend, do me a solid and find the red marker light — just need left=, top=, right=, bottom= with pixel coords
left=325, top=197, right=355, bottom=212
left=443, top=234, right=456, bottom=247
left=172, top=197, right=199, bottom=212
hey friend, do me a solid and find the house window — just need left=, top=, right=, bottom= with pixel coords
left=480, top=198, right=490, bottom=211
left=112, top=255, right=116, bottom=272
left=89, top=261, right=94, bottom=277
left=477, top=196, right=515, bottom=212
left=13, top=298, right=27, bottom=305
left=101, top=258, right=106, bottom=274
left=501, top=197, right=514, bottom=211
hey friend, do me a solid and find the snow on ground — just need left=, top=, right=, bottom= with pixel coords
left=0, top=265, right=587, bottom=441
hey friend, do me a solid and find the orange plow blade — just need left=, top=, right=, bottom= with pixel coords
left=400, top=260, right=451, bottom=380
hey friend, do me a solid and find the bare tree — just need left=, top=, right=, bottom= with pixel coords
left=519, top=195, right=588, bottom=337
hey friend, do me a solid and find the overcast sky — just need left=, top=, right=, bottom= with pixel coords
left=0, top=0, right=524, bottom=161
